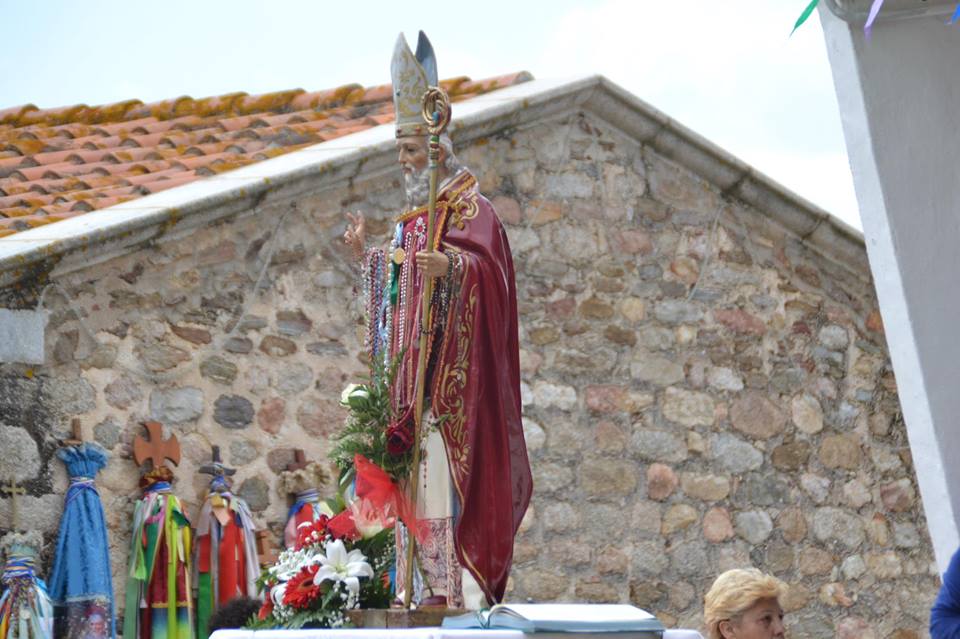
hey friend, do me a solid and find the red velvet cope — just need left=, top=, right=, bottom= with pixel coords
left=391, top=171, right=533, bottom=604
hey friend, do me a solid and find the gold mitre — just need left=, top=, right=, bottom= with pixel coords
left=391, top=31, right=439, bottom=138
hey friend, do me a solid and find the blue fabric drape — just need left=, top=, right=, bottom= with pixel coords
left=49, top=443, right=115, bottom=639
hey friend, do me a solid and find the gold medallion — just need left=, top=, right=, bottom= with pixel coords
left=392, top=247, right=406, bottom=264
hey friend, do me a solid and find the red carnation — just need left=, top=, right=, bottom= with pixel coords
left=282, top=564, right=322, bottom=609
left=294, top=515, right=330, bottom=550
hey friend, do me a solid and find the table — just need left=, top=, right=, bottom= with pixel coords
left=210, top=630, right=704, bottom=639
left=211, top=631, right=525, bottom=639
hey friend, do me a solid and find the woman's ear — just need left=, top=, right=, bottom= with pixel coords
left=718, top=620, right=736, bottom=639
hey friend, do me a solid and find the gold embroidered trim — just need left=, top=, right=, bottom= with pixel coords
left=435, top=282, right=476, bottom=491
left=393, top=172, right=478, bottom=224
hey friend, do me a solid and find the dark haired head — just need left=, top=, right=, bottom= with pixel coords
left=208, top=597, right=262, bottom=633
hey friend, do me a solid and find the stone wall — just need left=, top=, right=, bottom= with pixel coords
left=0, top=109, right=938, bottom=638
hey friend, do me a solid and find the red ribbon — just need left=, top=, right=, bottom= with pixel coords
left=354, top=454, right=427, bottom=543
left=327, top=510, right=360, bottom=541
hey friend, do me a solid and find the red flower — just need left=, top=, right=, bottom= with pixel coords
left=258, top=596, right=274, bottom=620
left=386, top=420, right=413, bottom=455
left=282, top=564, right=322, bottom=609
left=327, top=509, right=360, bottom=541
left=294, top=515, right=330, bottom=551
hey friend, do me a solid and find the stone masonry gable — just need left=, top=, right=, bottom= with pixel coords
left=0, top=77, right=935, bottom=638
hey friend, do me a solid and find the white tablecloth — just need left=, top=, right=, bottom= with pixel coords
left=210, top=630, right=703, bottom=639
left=211, top=630, right=526, bottom=639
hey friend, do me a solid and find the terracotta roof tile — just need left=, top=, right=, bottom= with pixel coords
left=0, top=105, right=39, bottom=126
left=235, top=89, right=306, bottom=115
left=92, top=116, right=202, bottom=137
left=0, top=155, right=34, bottom=171
left=82, top=99, right=144, bottom=124
left=217, top=114, right=270, bottom=133
left=0, top=193, right=41, bottom=211
left=2, top=190, right=59, bottom=208
left=356, top=84, right=394, bottom=106
left=121, top=168, right=189, bottom=186
left=18, top=105, right=89, bottom=127
left=60, top=184, right=149, bottom=209
left=15, top=175, right=114, bottom=194
left=3, top=138, right=51, bottom=156
left=100, top=147, right=165, bottom=163
left=0, top=71, right=531, bottom=228
left=126, top=96, right=196, bottom=121
left=139, top=173, right=202, bottom=194
left=30, top=148, right=106, bottom=166
left=192, top=92, right=248, bottom=117
left=96, top=159, right=186, bottom=176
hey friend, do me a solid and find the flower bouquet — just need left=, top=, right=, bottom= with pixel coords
left=251, top=356, right=420, bottom=629
left=251, top=492, right=396, bottom=629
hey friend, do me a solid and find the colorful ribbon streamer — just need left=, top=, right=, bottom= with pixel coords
left=793, top=0, right=960, bottom=35
left=792, top=0, right=820, bottom=35
left=950, top=4, right=960, bottom=24
left=864, top=0, right=886, bottom=38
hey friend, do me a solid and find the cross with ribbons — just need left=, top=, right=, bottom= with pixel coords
left=2, top=478, right=25, bottom=530
left=133, top=421, right=181, bottom=470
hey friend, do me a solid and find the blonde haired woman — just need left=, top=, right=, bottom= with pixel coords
left=704, top=568, right=787, bottom=639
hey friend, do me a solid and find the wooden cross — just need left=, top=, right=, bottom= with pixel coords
left=255, top=529, right=278, bottom=567
left=2, top=478, right=25, bottom=531
left=133, top=421, right=181, bottom=469
left=199, top=446, right=236, bottom=479
left=286, top=449, right=309, bottom=472
left=63, top=418, right=84, bottom=447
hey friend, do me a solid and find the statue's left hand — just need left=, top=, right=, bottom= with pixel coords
left=343, top=211, right=366, bottom=259
left=415, top=250, right=449, bottom=278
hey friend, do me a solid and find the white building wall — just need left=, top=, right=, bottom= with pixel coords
left=820, top=3, right=960, bottom=571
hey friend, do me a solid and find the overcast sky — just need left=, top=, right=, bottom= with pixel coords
left=0, top=0, right=861, bottom=229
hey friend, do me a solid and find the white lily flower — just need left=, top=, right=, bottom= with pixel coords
left=312, top=539, right=374, bottom=595
left=271, top=582, right=288, bottom=608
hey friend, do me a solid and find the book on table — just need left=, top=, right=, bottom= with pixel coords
left=441, top=603, right=665, bottom=636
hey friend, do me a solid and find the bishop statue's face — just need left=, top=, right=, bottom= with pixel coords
left=397, top=136, right=429, bottom=175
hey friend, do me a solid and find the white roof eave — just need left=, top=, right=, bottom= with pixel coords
left=0, top=74, right=868, bottom=288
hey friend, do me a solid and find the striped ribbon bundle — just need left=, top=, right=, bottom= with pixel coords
left=0, top=551, right=54, bottom=638
left=1, top=555, right=37, bottom=583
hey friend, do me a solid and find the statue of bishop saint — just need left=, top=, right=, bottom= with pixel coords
left=343, top=31, right=533, bottom=610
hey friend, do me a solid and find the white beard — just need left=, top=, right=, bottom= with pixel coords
left=404, top=167, right=432, bottom=209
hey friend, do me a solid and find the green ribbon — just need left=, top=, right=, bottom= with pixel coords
left=791, top=0, right=820, bottom=35
left=197, top=573, right=212, bottom=639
